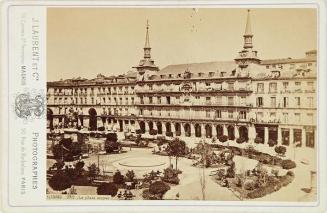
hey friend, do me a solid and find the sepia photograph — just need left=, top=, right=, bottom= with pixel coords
left=45, top=8, right=317, bottom=201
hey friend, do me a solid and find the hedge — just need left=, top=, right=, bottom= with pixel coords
left=281, top=160, right=296, bottom=170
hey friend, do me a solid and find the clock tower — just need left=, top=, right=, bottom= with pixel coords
left=133, top=20, right=159, bottom=76
left=234, top=10, right=260, bottom=68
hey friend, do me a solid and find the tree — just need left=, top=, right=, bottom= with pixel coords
left=149, top=181, right=170, bottom=197
left=105, top=140, right=121, bottom=153
left=166, top=138, right=186, bottom=170
left=97, top=182, right=118, bottom=196
left=274, top=146, right=287, bottom=156
left=48, top=172, right=72, bottom=191
left=88, top=163, right=100, bottom=181
left=106, top=132, right=118, bottom=142
left=113, top=170, right=125, bottom=185
left=125, top=170, right=136, bottom=182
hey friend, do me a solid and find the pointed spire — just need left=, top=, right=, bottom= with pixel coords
left=244, top=9, right=252, bottom=36
left=144, top=20, right=150, bottom=49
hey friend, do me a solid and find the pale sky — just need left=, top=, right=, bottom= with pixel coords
left=47, top=8, right=317, bottom=81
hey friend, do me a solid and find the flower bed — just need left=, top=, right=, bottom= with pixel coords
left=213, top=162, right=295, bottom=199
left=210, top=144, right=296, bottom=170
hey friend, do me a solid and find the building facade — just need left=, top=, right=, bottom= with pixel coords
left=47, top=10, right=317, bottom=148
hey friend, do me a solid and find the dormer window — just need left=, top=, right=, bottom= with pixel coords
left=220, top=72, right=226, bottom=77
left=209, top=72, right=214, bottom=77
left=232, top=70, right=236, bottom=76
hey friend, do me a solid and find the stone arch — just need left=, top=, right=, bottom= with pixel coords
left=157, top=122, right=162, bottom=134
left=47, top=108, right=54, bottom=130
left=239, top=126, right=249, bottom=141
left=175, top=123, right=181, bottom=136
left=139, top=121, right=146, bottom=134
left=88, top=108, right=97, bottom=131
left=216, top=125, right=224, bottom=137
left=205, top=124, right=212, bottom=138
left=165, top=122, right=172, bottom=133
left=148, top=121, right=154, bottom=131
left=195, top=124, right=202, bottom=138
left=227, top=125, right=235, bottom=140
left=184, top=123, right=191, bottom=137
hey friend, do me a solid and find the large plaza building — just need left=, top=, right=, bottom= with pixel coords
left=47, top=10, right=317, bottom=149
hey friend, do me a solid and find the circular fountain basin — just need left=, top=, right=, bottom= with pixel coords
left=113, top=157, right=168, bottom=177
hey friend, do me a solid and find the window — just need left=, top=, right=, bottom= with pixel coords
left=257, top=83, right=264, bottom=93
left=228, top=83, right=234, bottom=90
left=149, top=97, right=153, bottom=104
left=283, top=82, right=289, bottom=91
left=215, top=110, right=221, bottom=118
left=295, top=97, right=301, bottom=107
left=307, top=97, right=314, bottom=108
left=157, top=97, right=161, bottom=104
left=283, top=97, right=289, bottom=108
left=266, top=65, right=269, bottom=69
left=257, top=112, right=263, bottom=121
left=270, top=97, right=276, bottom=108
left=239, top=111, right=246, bottom=119
left=295, top=113, right=301, bottom=123
left=217, top=96, right=222, bottom=105
left=269, top=83, right=277, bottom=93
left=307, top=82, right=314, bottom=91
left=228, top=111, right=233, bottom=119
left=139, top=109, right=143, bottom=115
left=125, top=98, right=128, bottom=104
left=206, top=97, right=211, bottom=105
left=206, top=110, right=211, bottom=118
left=307, top=113, right=314, bottom=123
left=240, top=96, right=246, bottom=106
left=131, top=97, right=134, bottom=105
left=228, top=97, right=234, bottom=106
left=295, top=82, right=301, bottom=91
left=166, top=96, right=171, bottom=104
left=283, top=113, right=288, bottom=123
left=140, top=97, right=144, bottom=104
left=257, top=97, right=263, bottom=107
left=91, top=97, right=94, bottom=104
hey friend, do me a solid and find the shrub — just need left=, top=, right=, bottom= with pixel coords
left=236, top=137, right=246, bottom=144
left=149, top=129, right=158, bottom=135
left=219, top=135, right=228, bottom=143
left=149, top=181, right=170, bottom=196
left=274, top=146, right=287, bottom=156
left=281, top=160, right=296, bottom=170
left=257, top=153, right=273, bottom=164
left=97, top=182, right=118, bottom=196
left=113, top=170, right=125, bottom=185
left=271, top=169, right=279, bottom=177
left=48, top=172, right=72, bottom=191
left=162, top=167, right=180, bottom=184
left=105, top=140, right=121, bottom=153
left=165, top=132, right=173, bottom=137
left=226, top=166, right=235, bottom=178
left=106, top=133, right=118, bottom=142
left=254, top=137, right=263, bottom=144
left=243, top=179, right=256, bottom=190
left=286, top=170, right=295, bottom=177
left=268, top=139, right=277, bottom=147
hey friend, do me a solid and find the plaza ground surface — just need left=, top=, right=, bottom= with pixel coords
left=47, top=136, right=317, bottom=201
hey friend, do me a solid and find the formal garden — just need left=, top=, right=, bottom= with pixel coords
left=47, top=129, right=300, bottom=200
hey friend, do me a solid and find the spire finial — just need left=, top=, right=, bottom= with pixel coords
left=245, top=9, right=252, bottom=36
left=144, top=19, right=150, bottom=49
